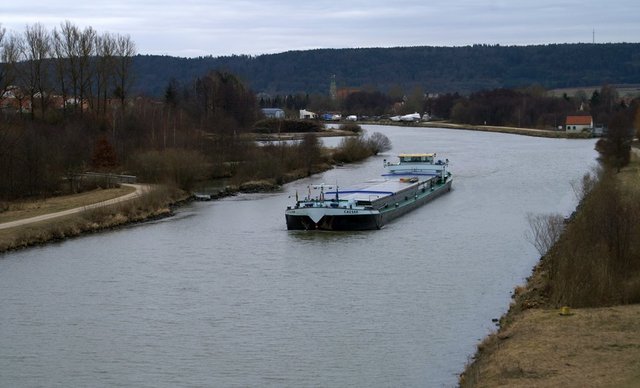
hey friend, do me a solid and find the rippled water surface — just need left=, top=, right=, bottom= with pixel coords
left=0, top=126, right=597, bottom=387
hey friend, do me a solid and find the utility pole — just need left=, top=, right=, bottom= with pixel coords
left=329, top=74, right=337, bottom=101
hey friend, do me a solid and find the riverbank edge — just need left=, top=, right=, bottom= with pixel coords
left=458, top=154, right=640, bottom=386
left=0, top=161, right=338, bottom=255
left=0, top=189, right=192, bottom=255
left=361, top=120, right=591, bottom=139
left=457, top=244, right=553, bottom=386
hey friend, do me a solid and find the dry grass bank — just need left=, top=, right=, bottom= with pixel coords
left=460, top=153, right=640, bottom=386
left=0, top=186, right=186, bottom=253
left=0, top=186, right=135, bottom=223
left=461, top=306, right=640, bottom=388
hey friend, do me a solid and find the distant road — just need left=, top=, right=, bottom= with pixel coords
left=0, top=184, right=149, bottom=230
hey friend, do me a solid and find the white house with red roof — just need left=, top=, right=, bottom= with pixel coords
left=565, top=115, right=593, bottom=133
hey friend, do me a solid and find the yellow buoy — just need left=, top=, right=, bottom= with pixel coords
left=559, top=306, right=572, bottom=316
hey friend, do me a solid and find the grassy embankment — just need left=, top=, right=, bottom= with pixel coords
left=459, top=153, right=640, bottom=387
left=0, top=185, right=135, bottom=224
left=0, top=185, right=187, bottom=253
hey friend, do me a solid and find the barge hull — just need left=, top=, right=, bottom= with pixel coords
left=286, top=213, right=381, bottom=231
left=379, top=178, right=452, bottom=225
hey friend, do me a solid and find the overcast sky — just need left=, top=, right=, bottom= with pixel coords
left=2, top=0, right=639, bottom=58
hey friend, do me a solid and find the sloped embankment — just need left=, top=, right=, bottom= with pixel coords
left=460, top=154, right=640, bottom=387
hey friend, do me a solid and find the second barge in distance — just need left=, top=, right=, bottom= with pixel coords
left=285, top=153, right=453, bottom=230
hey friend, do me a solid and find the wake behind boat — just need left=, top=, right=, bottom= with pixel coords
left=285, top=153, right=452, bottom=230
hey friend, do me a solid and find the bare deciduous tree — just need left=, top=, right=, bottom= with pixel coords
left=58, top=21, right=80, bottom=114
left=114, top=34, right=136, bottom=110
left=367, top=131, right=392, bottom=155
left=299, top=133, right=321, bottom=175
left=24, top=23, right=51, bottom=119
left=570, top=167, right=601, bottom=202
left=1, top=33, right=27, bottom=115
left=0, top=25, right=7, bottom=97
left=525, top=212, right=565, bottom=256
left=77, top=26, right=96, bottom=115
left=52, top=24, right=72, bottom=117
left=95, top=32, right=117, bottom=119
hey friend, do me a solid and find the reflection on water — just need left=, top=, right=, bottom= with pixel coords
left=257, top=135, right=346, bottom=149
left=0, top=125, right=597, bottom=387
left=286, top=229, right=374, bottom=245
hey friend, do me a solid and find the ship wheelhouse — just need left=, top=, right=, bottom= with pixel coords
left=398, top=153, right=435, bottom=164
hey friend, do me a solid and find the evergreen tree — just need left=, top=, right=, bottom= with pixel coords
left=596, top=112, right=632, bottom=172
left=91, top=136, right=118, bottom=170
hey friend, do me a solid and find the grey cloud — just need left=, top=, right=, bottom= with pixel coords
left=2, top=0, right=638, bottom=56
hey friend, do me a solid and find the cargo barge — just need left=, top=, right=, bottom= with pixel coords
left=285, top=153, right=452, bottom=230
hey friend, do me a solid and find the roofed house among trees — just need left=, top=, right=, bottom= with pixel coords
left=1, top=86, right=31, bottom=113
left=1, top=85, right=94, bottom=113
left=299, top=109, right=317, bottom=119
left=261, top=108, right=285, bottom=119
left=336, top=88, right=360, bottom=100
left=565, top=115, right=593, bottom=133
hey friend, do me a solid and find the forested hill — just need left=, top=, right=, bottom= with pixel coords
left=131, top=43, right=640, bottom=97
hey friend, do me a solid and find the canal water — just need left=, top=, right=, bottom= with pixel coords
left=0, top=126, right=597, bottom=387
